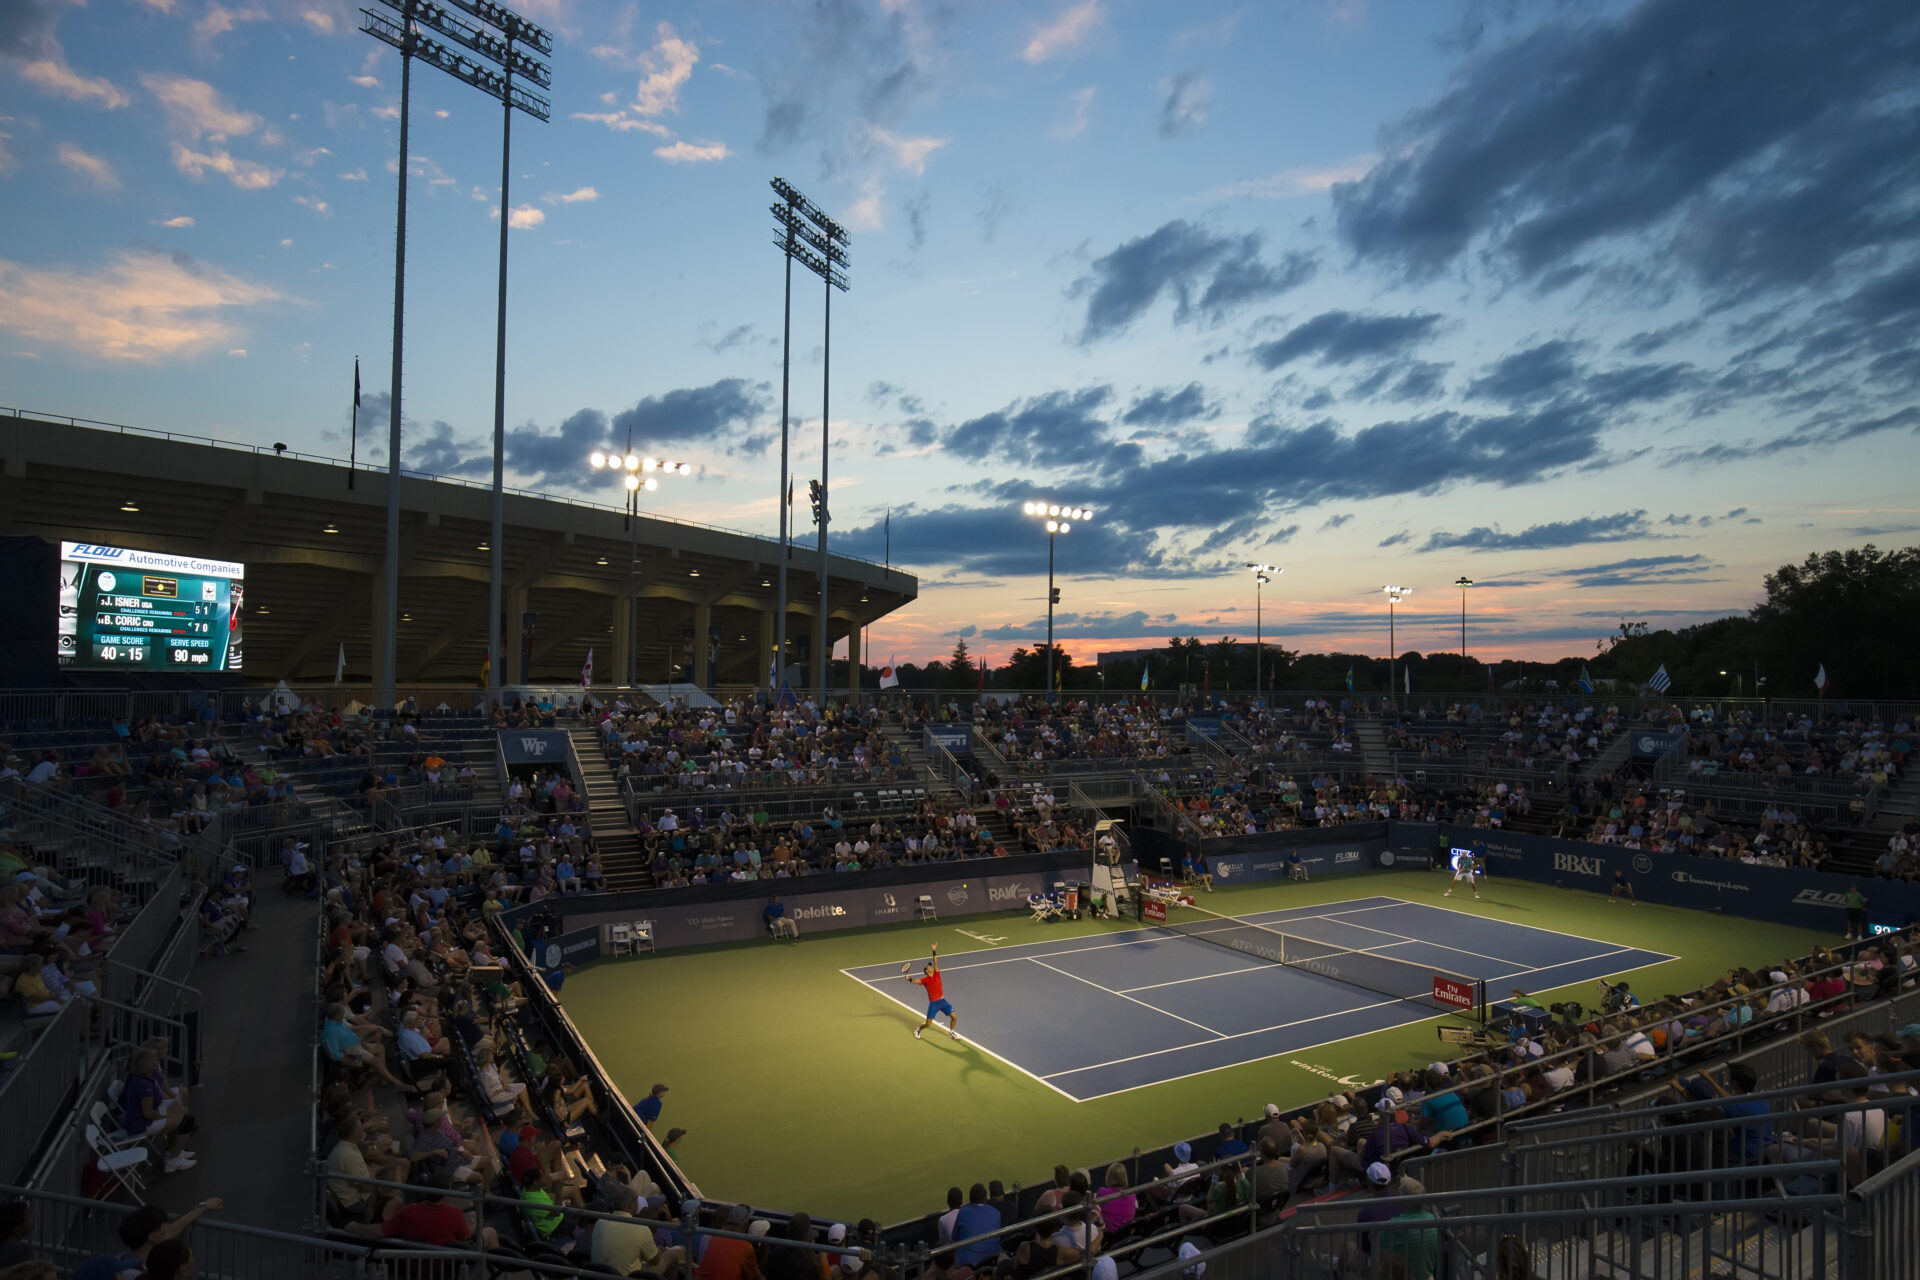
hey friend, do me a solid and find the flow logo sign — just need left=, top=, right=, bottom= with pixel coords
left=1553, top=852, right=1606, bottom=877
left=1334, top=850, right=1361, bottom=865
left=1792, top=888, right=1849, bottom=908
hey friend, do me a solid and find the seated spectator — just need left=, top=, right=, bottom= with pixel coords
left=70, top=1199, right=220, bottom=1280
left=1093, top=1163, right=1137, bottom=1237
left=592, top=1183, right=682, bottom=1277
left=473, top=1045, right=532, bottom=1123
left=122, top=1048, right=196, bottom=1174
left=692, top=1204, right=760, bottom=1280
left=348, top=1166, right=498, bottom=1250
left=950, top=1184, right=1002, bottom=1268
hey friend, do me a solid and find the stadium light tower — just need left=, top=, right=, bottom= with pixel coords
left=1246, top=564, right=1281, bottom=700
left=1382, top=584, right=1412, bottom=699
left=589, top=444, right=694, bottom=688
left=1454, top=576, right=1474, bottom=664
left=769, top=178, right=849, bottom=699
left=1023, top=501, right=1092, bottom=698
left=361, top=0, right=551, bottom=708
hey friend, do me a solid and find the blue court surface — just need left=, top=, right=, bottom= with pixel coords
left=843, top=896, right=1675, bottom=1102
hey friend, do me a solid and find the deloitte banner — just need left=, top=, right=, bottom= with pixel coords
left=1390, top=822, right=1920, bottom=932
left=1203, top=822, right=1390, bottom=884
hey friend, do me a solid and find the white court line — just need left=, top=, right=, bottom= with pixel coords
left=848, top=897, right=1409, bottom=979
left=1025, top=957, right=1227, bottom=1038
left=1481, top=944, right=1683, bottom=989
left=1379, top=895, right=1662, bottom=952
left=1045, top=993, right=1407, bottom=1078
left=835, top=966, right=1081, bottom=1103
left=1117, top=937, right=1430, bottom=994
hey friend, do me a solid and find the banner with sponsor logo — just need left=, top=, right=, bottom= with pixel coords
left=924, top=725, right=972, bottom=756
left=540, top=852, right=1093, bottom=951
left=1432, top=975, right=1477, bottom=1012
left=1627, top=728, right=1687, bottom=760
left=498, top=729, right=572, bottom=765
left=1203, top=822, right=1389, bottom=884
left=535, top=926, right=602, bottom=971
left=1143, top=898, right=1168, bottom=923
left=1391, top=821, right=1920, bottom=931
left=1185, top=717, right=1223, bottom=742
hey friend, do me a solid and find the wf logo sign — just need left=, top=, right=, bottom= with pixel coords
left=519, top=737, right=549, bottom=756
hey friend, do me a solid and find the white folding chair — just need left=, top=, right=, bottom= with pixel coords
left=631, top=920, right=656, bottom=955
left=86, top=1124, right=149, bottom=1200
left=89, top=1100, right=147, bottom=1153
left=916, top=894, right=938, bottom=922
left=608, top=922, right=633, bottom=957
left=1028, top=894, right=1057, bottom=924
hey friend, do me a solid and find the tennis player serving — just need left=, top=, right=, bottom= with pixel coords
left=906, top=943, right=958, bottom=1040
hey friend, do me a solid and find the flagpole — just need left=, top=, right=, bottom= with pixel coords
left=348, top=356, right=360, bottom=490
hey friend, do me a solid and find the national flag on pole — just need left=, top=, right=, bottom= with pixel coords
left=1345, top=665, right=1355, bottom=692
left=1140, top=662, right=1149, bottom=691
left=481, top=647, right=491, bottom=685
left=1056, top=665, right=1064, bottom=691
left=1814, top=663, right=1829, bottom=693
left=353, top=358, right=361, bottom=408
left=1647, top=663, right=1672, bottom=694
left=334, top=642, right=345, bottom=686
left=1404, top=665, right=1411, bottom=695
left=581, top=647, right=594, bottom=688
left=879, top=659, right=899, bottom=689
left=1577, top=664, right=1594, bottom=694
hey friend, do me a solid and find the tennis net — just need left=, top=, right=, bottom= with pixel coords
left=1160, top=901, right=1484, bottom=1019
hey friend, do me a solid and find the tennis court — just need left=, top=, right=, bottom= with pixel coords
left=843, top=895, right=1675, bottom=1101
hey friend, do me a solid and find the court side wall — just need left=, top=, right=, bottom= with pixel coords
left=539, top=849, right=1094, bottom=951
left=1194, top=821, right=1399, bottom=884
left=1389, top=821, right=1920, bottom=932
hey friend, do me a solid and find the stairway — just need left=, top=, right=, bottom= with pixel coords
left=564, top=724, right=651, bottom=891
left=878, top=722, right=950, bottom=791
left=1353, top=717, right=1392, bottom=776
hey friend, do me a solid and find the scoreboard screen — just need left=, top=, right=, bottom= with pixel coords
left=59, top=541, right=244, bottom=672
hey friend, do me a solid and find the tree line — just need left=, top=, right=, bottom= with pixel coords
left=859, top=544, right=1919, bottom=700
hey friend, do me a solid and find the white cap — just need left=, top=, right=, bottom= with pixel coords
left=1429, top=1062, right=1451, bottom=1076
left=748, top=1220, right=771, bottom=1237
left=1263, top=1103, right=1281, bottom=1119
left=827, top=1223, right=847, bottom=1244
left=1092, top=1257, right=1119, bottom=1280
left=1366, top=1162, right=1394, bottom=1186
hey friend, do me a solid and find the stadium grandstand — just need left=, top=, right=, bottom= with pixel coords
left=4, top=455, right=1920, bottom=1280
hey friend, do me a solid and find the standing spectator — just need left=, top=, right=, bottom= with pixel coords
left=636, top=1082, right=669, bottom=1128
left=1846, top=885, right=1869, bottom=941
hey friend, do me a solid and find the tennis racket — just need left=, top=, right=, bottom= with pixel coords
left=900, top=942, right=938, bottom=977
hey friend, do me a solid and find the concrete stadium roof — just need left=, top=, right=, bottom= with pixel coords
left=0, top=409, right=916, bottom=686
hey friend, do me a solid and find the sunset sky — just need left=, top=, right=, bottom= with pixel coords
left=3, top=0, right=1916, bottom=667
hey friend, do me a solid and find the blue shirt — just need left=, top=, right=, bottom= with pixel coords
left=951, top=1203, right=1002, bottom=1265
left=764, top=902, right=786, bottom=921
left=322, top=1020, right=361, bottom=1062
left=398, top=1025, right=433, bottom=1060
left=1421, top=1091, right=1470, bottom=1132
left=636, top=1095, right=663, bottom=1125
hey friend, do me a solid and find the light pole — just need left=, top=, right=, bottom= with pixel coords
left=1454, top=576, right=1473, bottom=671
left=361, top=0, right=552, bottom=707
left=590, top=446, right=693, bottom=688
left=1246, top=563, right=1280, bottom=702
left=1023, top=500, right=1091, bottom=698
left=1382, top=584, right=1412, bottom=699
left=769, top=178, right=848, bottom=698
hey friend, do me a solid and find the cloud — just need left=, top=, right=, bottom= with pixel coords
left=1022, top=0, right=1103, bottom=64
left=1466, top=339, right=1583, bottom=405
left=349, top=74, right=378, bottom=88
left=836, top=503, right=1165, bottom=580
left=978, top=609, right=1199, bottom=643
left=842, top=174, right=885, bottom=230
left=0, top=131, right=13, bottom=177
left=150, top=215, right=195, bottom=228
left=194, top=4, right=267, bottom=44
left=503, top=205, right=544, bottom=229
left=170, top=144, right=282, bottom=189
left=56, top=142, right=118, bottom=189
left=571, top=112, right=673, bottom=135
left=867, top=125, right=946, bottom=175
left=19, top=59, right=131, bottom=109
left=545, top=186, right=599, bottom=204
left=653, top=140, right=730, bottom=164
left=977, top=185, right=1018, bottom=243
left=633, top=22, right=699, bottom=116
left=1121, top=382, right=1216, bottom=428
left=1332, top=0, right=1920, bottom=303
left=338, top=168, right=366, bottom=181
left=293, top=195, right=330, bottom=216
left=1417, top=509, right=1658, bottom=552
left=141, top=73, right=259, bottom=141
left=1075, top=220, right=1317, bottom=341
left=701, top=323, right=758, bottom=354
left=227, top=347, right=245, bottom=356
left=1158, top=72, right=1210, bottom=138
left=1320, top=513, right=1354, bottom=530
left=301, top=9, right=334, bottom=34
left=1249, top=310, right=1442, bottom=370
left=945, top=387, right=1116, bottom=469
left=1193, top=155, right=1379, bottom=201
left=1377, top=530, right=1411, bottom=547
left=0, top=248, right=278, bottom=361
left=1553, top=553, right=1719, bottom=589
left=903, top=191, right=929, bottom=251
left=1053, top=86, right=1095, bottom=141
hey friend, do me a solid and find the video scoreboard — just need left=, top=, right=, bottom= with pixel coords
left=59, top=541, right=244, bottom=672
